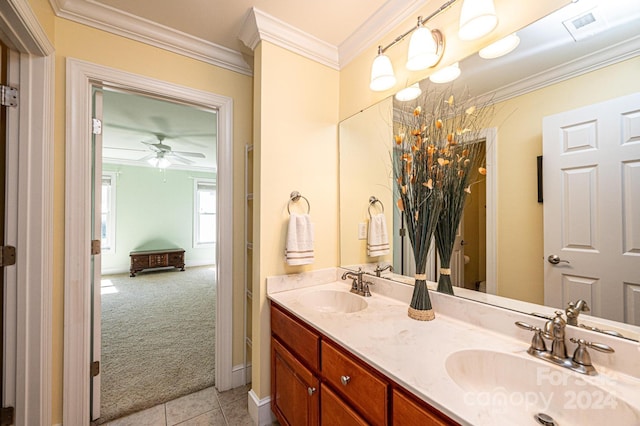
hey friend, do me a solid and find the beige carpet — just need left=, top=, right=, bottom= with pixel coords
left=98, top=265, right=216, bottom=424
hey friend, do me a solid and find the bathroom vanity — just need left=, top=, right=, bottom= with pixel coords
left=267, top=268, right=640, bottom=426
left=271, top=302, right=455, bottom=425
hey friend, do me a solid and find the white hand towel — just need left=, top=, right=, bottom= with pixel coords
left=367, top=213, right=390, bottom=257
left=285, top=213, right=315, bottom=265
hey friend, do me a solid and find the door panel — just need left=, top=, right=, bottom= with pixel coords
left=543, top=93, right=640, bottom=324
left=91, top=88, right=104, bottom=420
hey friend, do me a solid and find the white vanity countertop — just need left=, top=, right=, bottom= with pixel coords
left=267, top=271, right=640, bottom=426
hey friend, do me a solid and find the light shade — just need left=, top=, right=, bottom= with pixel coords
left=406, top=26, right=440, bottom=71
left=479, top=33, right=520, bottom=59
left=458, top=0, right=498, bottom=41
left=429, top=62, right=461, bottom=84
left=147, top=156, right=171, bottom=169
left=369, top=50, right=396, bottom=91
left=395, top=83, right=422, bottom=102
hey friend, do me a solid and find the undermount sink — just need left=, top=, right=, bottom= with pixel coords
left=298, top=289, right=367, bottom=314
left=445, top=349, right=640, bottom=425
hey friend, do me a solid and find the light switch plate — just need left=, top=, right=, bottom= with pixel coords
left=358, top=223, right=367, bottom=240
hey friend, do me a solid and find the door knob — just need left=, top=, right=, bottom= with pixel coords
left=307, top=387, right=316, bottom=395
left=547, top=254, right=570, bottom=265
left=340, top=375, right=351, bottom=386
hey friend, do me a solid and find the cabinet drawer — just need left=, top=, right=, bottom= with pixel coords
left=271, top=304, right=320, bottom=371
left=131, top=256, right=149, bottom=268
left=321, top=340, right=387, bottom=425
left=149, top=253, right=168, bottom=267
left=392, top=388, right=457, bottom=426
left=321, top=384, right=368, bottom=426
left=168, top=252, right=184, bottom=265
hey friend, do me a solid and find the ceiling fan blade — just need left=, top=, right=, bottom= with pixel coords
left=167, top=153, right=194, bottom=164
left=103, top=146, right=148, bottom=153
left=138, top=154, right=155, bottom=161
left=173, top=150, right=206, bottom=158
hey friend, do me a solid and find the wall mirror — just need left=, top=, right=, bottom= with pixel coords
left=339, top=0, right=640, bottom=341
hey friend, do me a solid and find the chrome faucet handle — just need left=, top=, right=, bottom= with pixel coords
left=515, top=321, right=547, bottom=352
left=362, top=280, right=374, bottom=297
left=570, top=337, right=614, bottom=373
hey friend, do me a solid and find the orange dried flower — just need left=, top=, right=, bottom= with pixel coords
left=397, top=198, right=404, bottom=211
left=478, top=167, right=487, bottom=175
left=413, top=106, right=422, bottom=116
left=435, top=119, right=443, bottom=129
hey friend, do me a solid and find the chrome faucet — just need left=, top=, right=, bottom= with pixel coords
left=515, top=310, right=614, bottom=375
left=373, top=264, right=393, bottom=277
left=566, top=299, right=590, bottom=326
left=341, top=268, right=374, bottom=297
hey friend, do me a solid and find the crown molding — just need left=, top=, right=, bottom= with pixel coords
left=238, top=7, right=340, bottom=70
left=49, top=0, right=252, bottom=75
left=486, top=34, right=640, bottom=105
left=0, top=0, right=54, bottom=55
left=338, top=0, right=427, bottom=68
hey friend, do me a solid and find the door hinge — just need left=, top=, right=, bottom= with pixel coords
left=91, top=360, right=100, bottom=377
left=0, top=85, right=18, bottom=108
left=0, top=406, right=14, bottom=425
left=92, top=118, right=102, bottom=135
left=91, top=240, right=101, bottom=255
left=0, top=246, right=16, bottom=267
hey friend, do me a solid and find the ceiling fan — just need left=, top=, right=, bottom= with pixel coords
left=139, top=135, right=206, bottom=168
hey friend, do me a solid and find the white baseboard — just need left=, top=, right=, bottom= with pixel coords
left=232, top=362, right=252, bottom=388
left=248, top=389, right=275, bottom=426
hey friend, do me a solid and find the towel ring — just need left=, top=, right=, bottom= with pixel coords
left=288, top=191, right=311, bottom=214
left=368, top=196, right=384, bottom=218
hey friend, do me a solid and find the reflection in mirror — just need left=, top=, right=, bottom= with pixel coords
left=338, top=0, right=640, bottom=341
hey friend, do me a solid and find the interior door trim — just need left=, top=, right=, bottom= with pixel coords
left=64, top=58, right=234, bottom=424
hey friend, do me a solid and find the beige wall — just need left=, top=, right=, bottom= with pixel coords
left=45, top=14, right=253, bottom=424
left=252, top=41, right=340, bottom=398
left=491, top=56, right=640, bottom=303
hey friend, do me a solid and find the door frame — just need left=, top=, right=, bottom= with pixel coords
left=64, top=58, right=234, bottom=424
left=0, top=1, right=54, bottom=425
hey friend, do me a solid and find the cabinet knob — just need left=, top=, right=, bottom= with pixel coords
left=340, top=375, right=351, bottom=386
left=307, top=387, right=316, bottom=396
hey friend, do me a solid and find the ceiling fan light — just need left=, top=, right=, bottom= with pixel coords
left=370, top=49, right=396, bottom=91
left=147, top=156, right=171, bottom=169
left=406, top=26, right=440, bottom=71
left=479, top=33, right=520, bottom=59
left=429, top=62, right=461, bottom=84
left=458, top=0, right=498, bottom=41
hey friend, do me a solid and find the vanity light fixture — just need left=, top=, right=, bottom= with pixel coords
left=429, top=62, right=461, bottom=83
left=395, top=83, right=422, bottom=101
left=406, top=18, right=444, bottom=71
left=370, top=46, right=397, bottom=91
left=478, top=32, right=520, bottom=58
left=458, top=0, right=498, bottom=41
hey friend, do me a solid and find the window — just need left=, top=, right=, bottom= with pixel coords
left=194, top=179, right=216, bottom=247
left=101, top=172, right=117, bottom=252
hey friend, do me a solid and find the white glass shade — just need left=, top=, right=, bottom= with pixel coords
left=370, top=52, right=396, bottom=91
left=458, top=0, right=498, bottom=41
left=395, top=83, right=422, bottom=102
left=429, top=62, right=461, bottom=84
left=478, top=33, right=520, bottom=59
left=406, top=26, right=439, bottom=71
left=147, top=156, right=171, bottom=168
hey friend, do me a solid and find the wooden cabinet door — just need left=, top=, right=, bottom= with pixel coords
left=272, top=338, right=319, bottom=426
left=320, top=384, right=368, bottom=426
left=392, top=388, right=458, bottom=426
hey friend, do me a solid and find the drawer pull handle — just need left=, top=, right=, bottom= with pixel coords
left=340, top=375, right=351, bottom=386
left=307, top=387, right=316, bottom=396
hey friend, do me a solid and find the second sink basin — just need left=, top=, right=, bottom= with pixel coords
left=445, top=349, right=640, bottom=425
left=298, top=289, right=367, bottom=314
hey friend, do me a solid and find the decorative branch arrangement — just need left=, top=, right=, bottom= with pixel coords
left=393, top=86, right=493, bottom=320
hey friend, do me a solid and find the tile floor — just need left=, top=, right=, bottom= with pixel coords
left=101, top=384, right=254, bottom=426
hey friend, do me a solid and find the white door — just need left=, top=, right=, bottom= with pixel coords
left=543, top=93, right=640, bottom=324
left=91, top=88, right=104, bottom=420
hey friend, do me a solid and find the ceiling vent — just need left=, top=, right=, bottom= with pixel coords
left=563, top=7, right=609, bottom=41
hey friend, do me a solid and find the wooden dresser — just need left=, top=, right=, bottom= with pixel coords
left=129, top=248, right=185, bottom=277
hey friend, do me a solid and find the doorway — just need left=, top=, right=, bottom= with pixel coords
left=64, top=59, right=235, bottom=424
left=92, top=87, right=219, bottom=422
